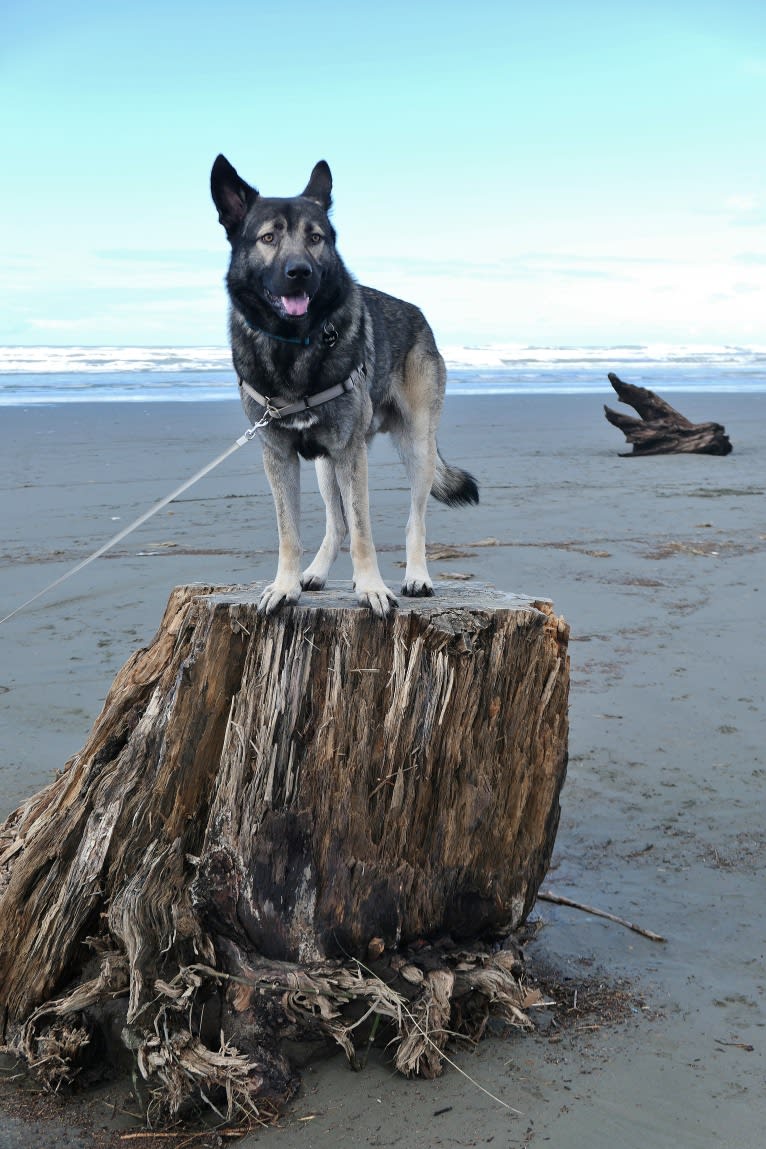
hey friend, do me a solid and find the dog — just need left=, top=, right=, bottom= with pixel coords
left=211, top=156, right=478, bottom=616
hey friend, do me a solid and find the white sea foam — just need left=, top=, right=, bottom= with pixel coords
left=0, top=344, right=764, bottom=375
left=441, top=343, right=766, bottom=370
left=0, top=344, right=764, bottom=403
left=0, top=346, right=233, bottom=373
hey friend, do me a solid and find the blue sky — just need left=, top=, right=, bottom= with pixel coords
left=1, top=0, right=765, bottom=347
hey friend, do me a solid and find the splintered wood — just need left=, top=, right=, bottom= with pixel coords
left=0, top=582, right=569, bottom=1122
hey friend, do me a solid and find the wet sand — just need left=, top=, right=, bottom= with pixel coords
left=1, top=392, right=765, bottom=1147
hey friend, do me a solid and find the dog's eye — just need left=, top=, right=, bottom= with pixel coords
left=308, top=233, right=323, bottom=245
left=258, top=232, right=275, bottom=245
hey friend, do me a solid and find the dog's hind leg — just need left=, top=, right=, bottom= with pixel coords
left=394, top=343, right=444, bottom=597
left=394, top=415, right=437, bottom=597
left=302, top=456, right=347, bottom=590
left=259, top=444, right=303, bottom=614
left=334, top=445, right=398, bottom=617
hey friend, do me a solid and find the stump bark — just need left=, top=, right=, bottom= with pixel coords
left=604, top=372, right=733, bottom=455
left=0, top=582, right=568, bottom=1123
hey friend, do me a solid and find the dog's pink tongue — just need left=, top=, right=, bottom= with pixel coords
left=281, top=293, right=310, bottom=317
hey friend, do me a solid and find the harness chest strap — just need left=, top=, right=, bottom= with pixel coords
left=238, top=364, right=366, bottom=422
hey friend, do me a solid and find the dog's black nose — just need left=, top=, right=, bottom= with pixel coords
left=284, top=259, right=313, bottom=281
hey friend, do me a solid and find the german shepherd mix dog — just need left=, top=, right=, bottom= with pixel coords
left=211, top=156, right=478, bottom=616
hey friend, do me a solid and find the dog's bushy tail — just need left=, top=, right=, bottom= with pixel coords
left=431, top=448, right=479, bottom=506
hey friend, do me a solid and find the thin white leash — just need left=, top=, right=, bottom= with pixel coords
left=0, top=424, right=261, bottom=628
left=1, top=365, right=360, bottom=628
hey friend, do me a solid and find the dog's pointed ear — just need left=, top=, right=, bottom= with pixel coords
left=211, top=155, right=257, bottom=240
left=302, top=161, right=332, bottom=211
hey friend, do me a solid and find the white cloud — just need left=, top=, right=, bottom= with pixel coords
left=4, top=203, right=766, bottom=346
left=725, top=193, right=759, bottom=214
left=29, top=317, right=95, bottom=331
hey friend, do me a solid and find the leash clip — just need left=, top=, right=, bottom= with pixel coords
left=251, top=395, right=284, bottom=432
left=250, top=395, right=283, bottom=430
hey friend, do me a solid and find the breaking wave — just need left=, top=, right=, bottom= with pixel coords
left=0, top=344, right=764, bottom=404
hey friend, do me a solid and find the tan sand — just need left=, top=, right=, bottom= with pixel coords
left=1, top=392, right=764, bottom=1147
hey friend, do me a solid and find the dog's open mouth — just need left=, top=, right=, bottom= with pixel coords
left=265, top=290, right=311, bottom=318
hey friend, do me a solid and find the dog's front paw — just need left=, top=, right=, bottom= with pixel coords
left=356, top=580, right=398, bottom=618
left=258, top=580, right=302, bottom=615
left=401, top=576, right=435, bottom=597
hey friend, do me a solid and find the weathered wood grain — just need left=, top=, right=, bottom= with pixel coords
left=604, top=372, right=733, bottom=455
left=0, top=582, right=568, bottom=1120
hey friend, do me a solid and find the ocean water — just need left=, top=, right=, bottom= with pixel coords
left=0, top=344, right=765, bottom=405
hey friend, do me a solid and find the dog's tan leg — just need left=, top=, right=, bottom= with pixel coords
left=335, top=445, right=397, bottom=617
left=395, top=343, right=444, bottom=596
left=402, top=435, right=436, bottom=596
left=259, top=444, right=303, bottom=613
left=302, top=456, right=347, bottom=590
left=394, top=415, right=438, bottom=597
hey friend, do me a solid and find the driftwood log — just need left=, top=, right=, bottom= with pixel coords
left=0, top=582, right=568, bottom=1124
left=604, top=372, right=732, bottom=455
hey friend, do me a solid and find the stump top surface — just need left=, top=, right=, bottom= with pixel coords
left=198, top=581, right=549, bottom=615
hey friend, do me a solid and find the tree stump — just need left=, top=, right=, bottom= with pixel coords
left=0, top=582, right=569, bottom=1124
left=604, top=372, right=733, bottom=455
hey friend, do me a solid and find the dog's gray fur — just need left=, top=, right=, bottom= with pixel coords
left=211, top=156, right=478, bottom=616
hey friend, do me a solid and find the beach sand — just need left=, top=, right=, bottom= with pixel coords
left=1, top=392, right=764, bottom=1147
